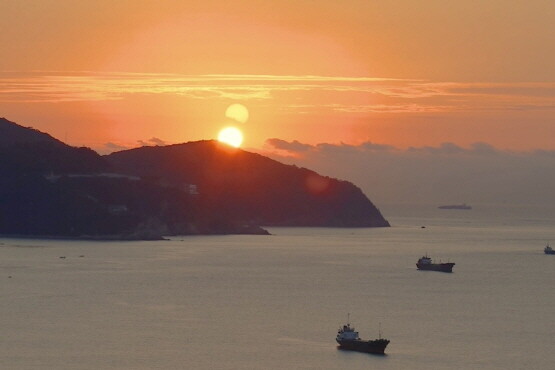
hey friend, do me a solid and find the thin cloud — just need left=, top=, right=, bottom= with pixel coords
left=1, top=72, right=553, bottom=114
left=104, top=142, right=129, bottom=151
left=137, top=137, right=168, bottom=147
left=264, top=139, right=396, bottom=157
left=149, top=137, right=167, bottom=146
left=331, top=103, right=456, bottom=113
left=261, top=139, right=555, bottom=206
left=265, top=138, right=312, bottom=152
left=264, top=139, right=515, bottom=159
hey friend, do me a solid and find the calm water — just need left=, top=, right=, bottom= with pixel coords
left=1, top=204, right=555, bottom=369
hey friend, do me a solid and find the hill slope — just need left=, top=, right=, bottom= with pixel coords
left=106, top=141, right=389, bottom=227
left=0, top=117, right=107, bottom=174
left=0, top=118, right=389, bottom=238
left=0, top=118, right=199, bottom=238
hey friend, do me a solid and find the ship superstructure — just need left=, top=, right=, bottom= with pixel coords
left=336, top=317, right=389, bottom=354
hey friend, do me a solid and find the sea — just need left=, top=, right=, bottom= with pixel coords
left=1, top=203, right=555, bottom=369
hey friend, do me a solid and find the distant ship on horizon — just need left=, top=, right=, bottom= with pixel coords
left=438, top=203, right=472, bottom=210
left=545, top=244, right=554, bottom=255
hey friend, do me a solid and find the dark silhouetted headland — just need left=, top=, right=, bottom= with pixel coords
left=0, top=117, right=389, bottom=239
left=106, top=141, right=390, bottom=228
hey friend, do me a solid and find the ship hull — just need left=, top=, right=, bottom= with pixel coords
left=336, top=339, right=389, bottom=354
left=438, top=204, right=471, bottom=210
left=416, top=262, right=455, bottom=273
left=545, top=250, right=555, bottom=255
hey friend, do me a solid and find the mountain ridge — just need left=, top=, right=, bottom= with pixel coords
left=106, top=140, right=389, bottom=228
left=0, top=117, right=65, bottom=146
left=0, top=117, right=389, bottom=239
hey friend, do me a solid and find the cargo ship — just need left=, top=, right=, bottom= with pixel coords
left=438, top=203, right=471, bottom=210
left=416, top=255, right=455, bottom=273
left=336, top=317, right=389, bottom=354
left=545, top=244, right=554, bottom=255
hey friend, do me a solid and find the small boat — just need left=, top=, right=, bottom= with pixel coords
left=545, top=244, right=555, bottom=255
left=416, top=255, right=455, bottom=273
left=438, top=203, right=471, bottom=210
left=336, top=316, right=389, bottom=355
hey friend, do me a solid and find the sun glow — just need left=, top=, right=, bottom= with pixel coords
left=225, top=103, right=249, bottom=123
left=217, top=127, right=244, bottom=148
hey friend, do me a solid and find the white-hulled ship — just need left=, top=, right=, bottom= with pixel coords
left=336, top=317, right=389, bottom=354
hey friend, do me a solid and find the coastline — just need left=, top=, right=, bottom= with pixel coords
left=0, top=224, right=271, bottom=242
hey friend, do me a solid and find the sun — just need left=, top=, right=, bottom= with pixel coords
left=225, top=103, right=249, bottom=123
left=217, top=127, right=243, bottom=148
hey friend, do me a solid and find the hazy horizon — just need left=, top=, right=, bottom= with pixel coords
left=4, top=114, right=555, bottom=209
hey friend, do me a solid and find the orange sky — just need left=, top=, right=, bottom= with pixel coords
left=1, top=0, right=554, bottom=152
